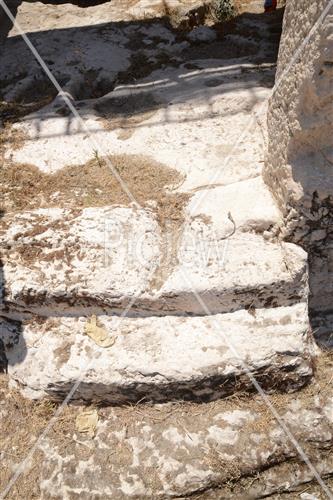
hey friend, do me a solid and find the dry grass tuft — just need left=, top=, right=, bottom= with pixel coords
left=0, top=154, right=189, bottom=287
left=0, top=154, right=189, bottom=225
left=0, top=97, right=54, bottom=125
left=0, top=376, right=77, bottom=499
left=0, top=124, right=27, bottom=158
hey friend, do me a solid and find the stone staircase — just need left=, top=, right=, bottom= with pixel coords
left=1, top=2, right=332, bottom=498
left=1, top=177, right=314, bottom=404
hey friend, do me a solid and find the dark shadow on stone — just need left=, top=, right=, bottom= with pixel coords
left=0, top=210, right=27, bottom=371
left=28, top=0, right=112, bottom=6
left=0, top=7, right=284, bottom=145
left=0, top=0, right=22, bottom=53
left=290, top=161, right=333, bottom=349
left=0, top=6, right=284, bottom=104
left=182, top=8, right=285, bottom=65
left=43, top=360, right=312, bottom=405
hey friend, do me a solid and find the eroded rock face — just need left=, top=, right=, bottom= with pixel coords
left=1, top=205, right=308, bottom=316
left=264, top=0, right=333, bottom=331
left=34, top=390, right=333, bottom=498
left=1, top=207, right=160, bottom=316
left=3, top=304, right=314, bottom=403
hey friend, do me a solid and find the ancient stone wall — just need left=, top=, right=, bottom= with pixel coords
left=264, top=0, right=333, bottom=332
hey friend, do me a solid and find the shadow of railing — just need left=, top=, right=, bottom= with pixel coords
left=0, top=5, right=283, bottom=104
left=3, top=62, right=274, bottom=144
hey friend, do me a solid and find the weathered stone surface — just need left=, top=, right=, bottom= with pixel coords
left=264, top=1, right=333, bottom=323
left=163, top=228, right=307, bottom=314
left=6, top=65, right=270, bottom=190
left=1, top=206, right=160, bottom=316
left=1, top=3, right=331, bottom=498
left=32, top=387, right=333, bottom=498
left=2, top=9, right=275, bottom=190
left=6, top=0, right=177, bottom=31
left=186, top=176, right=281, bottom=234
left=1, top=16, right=131, bottom=102
left=264, top=0, right=333, bottom=210
left=1, top=205, right=307, bottom=316
left=4, top=304, right=314, bottom=402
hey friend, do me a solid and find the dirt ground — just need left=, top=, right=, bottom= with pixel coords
left=0, top=350, right=332, bottom=499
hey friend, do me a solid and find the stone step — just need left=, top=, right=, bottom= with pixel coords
left=1, top=204, right=307, bottom=317
left=3, top=303, right=314, bottom=403
left=6, top=62, right=270, bottom=191
left=5, top=370, right=331, bottom=499
left=186, top=176, right=280, bottom=234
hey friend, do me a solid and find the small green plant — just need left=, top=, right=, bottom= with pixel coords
left=93, top=149, right=103, bottom=168
left=212, top=0, right=235, bottom=22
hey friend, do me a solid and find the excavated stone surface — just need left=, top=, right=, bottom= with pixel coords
left=6, top=65, right=271, bottom=191
left=163, top=228, right=307, bottom=314
left=1, top=3, right=330, bottom=498
left=186, top=176, right=281, bottom=234
left=28, top=387, right=333, bottom=498
left=264, top=1, right=333, bottom=325
left=1, top=206, right=160, bottom=316
left=8, top=0, right=209, bottom=32
left=1, top=205, right=307, bottom=316
left=3, top=303, right=314, bottom=402
left=0, top=0, right=281, bottom=192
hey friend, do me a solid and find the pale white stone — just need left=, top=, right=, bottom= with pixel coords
left=7, top=64, right=269, bottom=191
left=186, top=176, right=281, bottom=233
left=4, top=304, right=314, bottom=403
left=2, top=206, right=308, bottom=317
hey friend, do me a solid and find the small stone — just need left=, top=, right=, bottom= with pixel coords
left=187, top=26, right=217, bottom=44
left=310, top=229, right=327, bottom=242
left=75, top=409, right=99, bottom=438
left=300, top=494, right=320, bottom=500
